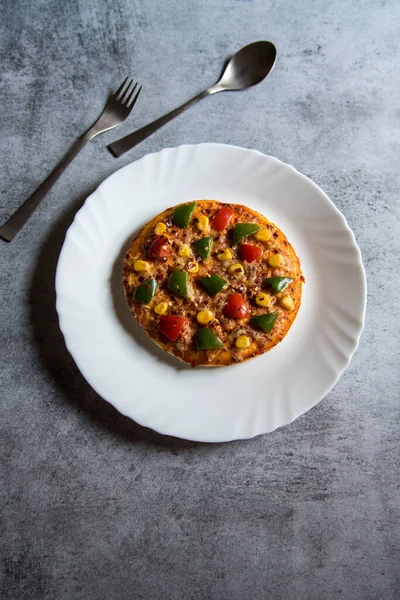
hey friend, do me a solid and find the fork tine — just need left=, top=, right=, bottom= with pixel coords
left=120, top=79, right=134, bottom=104
left=123, top=82, right=138, bottom=106
left=113, top=77, right=129, bottom=101
left=127, top=84, right=142, bottom=109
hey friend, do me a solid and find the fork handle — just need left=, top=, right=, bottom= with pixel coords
left=0, top=132, right=92, bottom=242
left=108, top=88, right=212, bottom=157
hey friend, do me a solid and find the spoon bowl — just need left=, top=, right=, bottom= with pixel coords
left=215, top=41, right=277, bottom=92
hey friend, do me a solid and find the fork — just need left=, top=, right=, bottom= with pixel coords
left=0, top=78, right=142, bottom=242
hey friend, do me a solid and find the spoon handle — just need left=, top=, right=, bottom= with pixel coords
left=108, top=88, right=212, bottom=157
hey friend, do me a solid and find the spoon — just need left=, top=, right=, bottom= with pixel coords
left=108, top=41, right=277, bottom=157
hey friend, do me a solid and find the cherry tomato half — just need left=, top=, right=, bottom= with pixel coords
left=148, top=235, right=171, bottom=259
left=239, top=243, right=263, bottom=263
left=223, top=293, right=249, bottom=319
left=158, top=315, right=187, bottom=341
left=212, top=206, right=234, bottom=232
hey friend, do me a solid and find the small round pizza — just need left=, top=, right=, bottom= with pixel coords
left=123, top=200, right=303, bottom=367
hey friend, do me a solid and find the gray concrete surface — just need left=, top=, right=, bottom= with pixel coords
left=1, top=0, right=399, bottom=598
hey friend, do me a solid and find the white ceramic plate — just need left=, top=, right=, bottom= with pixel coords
left=56, top=143, right=366, bottom=442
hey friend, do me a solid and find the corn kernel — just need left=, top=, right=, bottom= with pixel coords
left=178, top=244, right=191, bottom=258
left=127, top=274, right=136, bottom=286
left=154, top=222, right=167, bottom=235
left=255, top=292, right=271, bottom=307
left=196, top=215, right=209, bottom=232
left=187, top=261, right=199, bottom=273
left=268, top=253, right=283, bottom=267
left=217, top=248, right=233, bottom=261
left=236, top=335, right=250, bottom=349
left=197, top=310, right=214, bottom=324
left=228, top=263, right=244, bottom=275
left=134, top=260, right=149, bottom=272
left=280, top=295, right=295, bottom=311
left=154, top=302, right=169, bottom=315
left=255, top=228, right=272, bottom=242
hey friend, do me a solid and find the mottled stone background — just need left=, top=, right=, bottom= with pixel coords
left=1, top=0, right=399, bottom=599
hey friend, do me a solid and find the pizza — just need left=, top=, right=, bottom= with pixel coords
left=123, top=200, right=303, bottom=367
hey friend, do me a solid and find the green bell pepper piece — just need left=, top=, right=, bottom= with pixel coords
left=192, top=236, right=213, bottom=259
left=167, top=269, right=188, bottom=297
left=231, top=223, right=261, bottom=246
left=199, top=273, right=227, bottom=297
left=133, top=278, right=157, bottom=303
left=250, top=312, right=279, bottom=333
left=172, top=201, right=196, bottom=228
left=263, top=277, right=294, bottom=293
left=194, top=328, right=224, bottom=350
